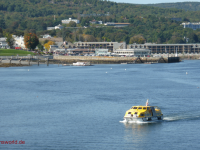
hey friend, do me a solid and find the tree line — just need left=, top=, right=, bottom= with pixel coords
left=1, top=0, right=200, bottom=46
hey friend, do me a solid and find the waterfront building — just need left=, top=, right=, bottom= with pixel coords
left=113, top=48, right=151, bottom=57
left=181, top=22, right=200, bottom=30
left=49, top=45, right=59, bottom=52
left=61, top=18, right=80, bottom=24
left=67, top=48, right=95, bottom=55
left=127, top=43, right=200, bottom=54
left=74, top=42, right=126, bottom=52
left=95, top=49, right=111, bottom=56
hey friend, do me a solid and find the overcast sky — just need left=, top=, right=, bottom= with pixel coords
left=111, top=0, right=200, bottom=4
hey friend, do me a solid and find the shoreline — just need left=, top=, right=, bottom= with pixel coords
left=0, top=57, right=199, bottom=68
left=0, top=63, right=28, bottom=67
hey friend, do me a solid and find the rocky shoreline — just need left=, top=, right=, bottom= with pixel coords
left=0, top=63, right=28, bottom=67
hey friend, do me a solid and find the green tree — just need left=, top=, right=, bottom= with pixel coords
left=68, top=21, right=77, bottom=27
left=5, top=33, right=15, bottom=48
left=129, top=35, right=145, bottom=44
left=0, top=18, right=6, bottom=29
left=24, top=33, right=39, bottom=50
left=187, top=32, right=198, bottom=43
left=37, top=43, right=44, bottom=51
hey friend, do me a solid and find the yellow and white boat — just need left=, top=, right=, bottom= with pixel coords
left=123, top=100, right=163, bottom=122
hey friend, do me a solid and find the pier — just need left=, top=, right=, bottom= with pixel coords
left=53, top=56, right=180, bottom=64
left=0, top=55, right=181, bottom=67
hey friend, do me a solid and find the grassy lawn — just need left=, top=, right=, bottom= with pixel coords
left=0, top=49, right=36, bottom=56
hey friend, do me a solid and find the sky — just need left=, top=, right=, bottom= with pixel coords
left=111, top=0, right=200, bottom=4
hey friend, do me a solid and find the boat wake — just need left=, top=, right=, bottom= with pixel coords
left=163, top=115, right=200, bottom=122
left=120, top=115, right=200, bottom=124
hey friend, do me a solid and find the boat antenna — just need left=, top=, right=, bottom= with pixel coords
left=146, top=99, right=149, bottom=106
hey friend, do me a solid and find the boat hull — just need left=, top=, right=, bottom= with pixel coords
left=124, top=115, right=163, bottom=123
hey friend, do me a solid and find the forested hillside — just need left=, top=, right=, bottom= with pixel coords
left=1, top=0, right=200, bottom=44
left=146, top=2, right=200, bottom=11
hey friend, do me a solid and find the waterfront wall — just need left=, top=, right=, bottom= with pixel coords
left=53, top=56, right=172, bottom=64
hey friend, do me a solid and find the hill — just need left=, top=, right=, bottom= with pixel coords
left=145, top=2, right=200, bottom=11
left=1, top=0, right=200, bottom=44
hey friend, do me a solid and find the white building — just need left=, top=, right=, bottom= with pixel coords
left=113, top=48, right=151, bottom=57
left=61, top=18, right=80, bottom=24
left=181, top=22, right=200, bottom=30
left=0, top=41, right=9, bottom=49
left=104, top=22, right=130, bottom=27
left=95, top=49, right=111, bottom=56
left=47, top=24, right=64, bottom=30
left=13, top=35, right=25, bottom=49
left=49, top=45, right=59, bottom=52
left=55, top=24, right=64, bottom=30
left=43, top=34, right=52, bottom=38
left=0, top=37, right=8, bottom=48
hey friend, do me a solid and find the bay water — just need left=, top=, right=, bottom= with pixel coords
left=0, top=60, right=200, bottom=150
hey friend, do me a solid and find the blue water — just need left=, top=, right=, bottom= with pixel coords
left=0, top=60, right=200, bottom=150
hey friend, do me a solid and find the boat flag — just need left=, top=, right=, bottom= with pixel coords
left=146, top=99, right=149, bottom=106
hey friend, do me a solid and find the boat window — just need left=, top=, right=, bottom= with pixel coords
left=143, top=107, right=146, bottom=110
left=128, top=112, right=131, bottom=114
left=138, top=107, right=142, bottom=109
left=140, top=114, right=144, bottom=116
left=133, top=107, right=137, bottom=109
left=147, top=107, right=149, bottom=110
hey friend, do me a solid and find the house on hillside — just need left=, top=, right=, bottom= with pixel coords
left=47, top=24, right=64, bottom=30
left=43, top=34, right=52, bottom=38
left=104, top=22, right=130, bottom=27
left=89, top=20, right=103, bottom=24
left=55, top=24, right=64, bottom=30
left=61, top=18, right=80, bottom=24
left=181, top=22, right=200, bottom=30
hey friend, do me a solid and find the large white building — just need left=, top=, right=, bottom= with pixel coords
left=181, top=22, right=200, bottom=30
left=61, top=18, right=80, bottom=24
left=113, top=48, right=151, bottom=57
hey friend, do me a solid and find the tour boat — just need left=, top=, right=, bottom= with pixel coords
left=73, top=62, right=90, bottom=66
left=123, top=99, right=163, bottom=122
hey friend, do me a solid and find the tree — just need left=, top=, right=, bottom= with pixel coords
left=24, top=33, right=39, bottom=50
left=37, top=43, right=44, bottom=51
left=83, top=34, right=96, bottom=42
left=129, top=35, right=145, bottom=44
left=0, top=28, right=3, bottom=37
left=187, top=32, right=198, bottom=43
left=68, top=21, right=77, bottom=27
left=0, top=18, right=6, bottom=29
left=5, top=33, right=15, bottom=48
left=44, top=41, right=55, bottom=51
